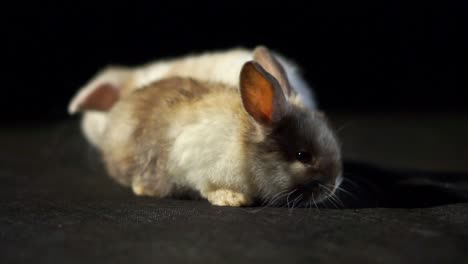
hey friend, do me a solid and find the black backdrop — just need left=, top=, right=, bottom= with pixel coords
left=4, top=2, right=468, bottom=122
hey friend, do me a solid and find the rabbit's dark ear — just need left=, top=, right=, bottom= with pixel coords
left=253, top=46, right=292, bottom=97
left=68, top=66, right=131, bottom=114
left=240, top=61, right=288, bottom=125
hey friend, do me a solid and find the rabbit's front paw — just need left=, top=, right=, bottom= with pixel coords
left=206, top=189, right=250, bottom=207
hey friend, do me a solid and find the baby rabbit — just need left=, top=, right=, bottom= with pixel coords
left=69, top=46, right=342, bottom=206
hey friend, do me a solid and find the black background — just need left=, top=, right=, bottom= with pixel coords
left=4, top=2, right=468, bottom=122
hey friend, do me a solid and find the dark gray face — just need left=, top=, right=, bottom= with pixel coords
left=267, top=108, right=342, bottom=204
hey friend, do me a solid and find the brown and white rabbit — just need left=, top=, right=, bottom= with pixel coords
left=68, top=46, right=342, bottom=206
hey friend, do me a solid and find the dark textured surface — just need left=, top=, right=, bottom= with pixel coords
left=1, top=117, right=468, bottom=263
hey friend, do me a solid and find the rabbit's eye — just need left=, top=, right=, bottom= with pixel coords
left=296, top=151, right=312, bottom=163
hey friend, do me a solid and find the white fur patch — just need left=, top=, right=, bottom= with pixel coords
left=165, top=105, right=248, bottom=195
left=133, top=48, right=317, bottom=109
left=81, top=111, right=108, bottom=147
left=289, top=161, right=307, bottom=176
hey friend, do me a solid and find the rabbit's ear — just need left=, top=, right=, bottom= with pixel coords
left=68, top=66, right=131, bottom=114
left=253, top=46, right=292, bottom=97
left=240, top=61, right=288, bottom=125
